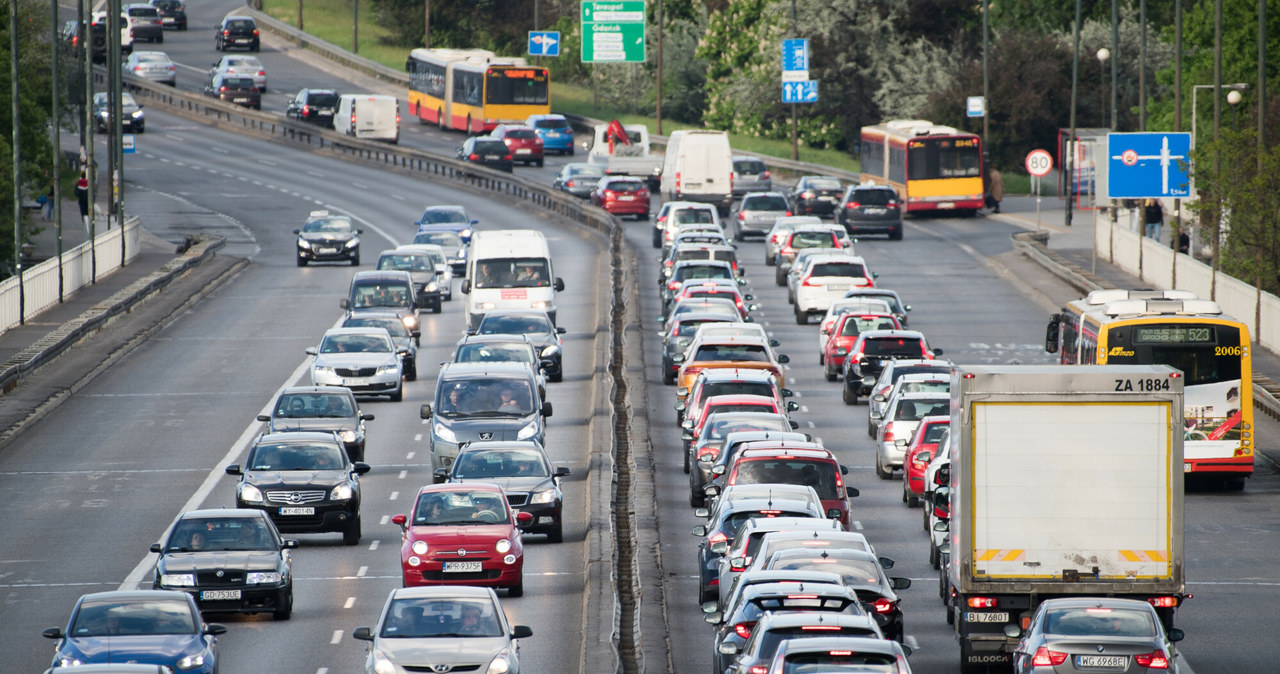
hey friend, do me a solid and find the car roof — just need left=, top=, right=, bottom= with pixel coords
left=855, top=329, right=926, bottom=341
left=695, top=368, right=779, bottom=381
left=775, top=636, right=904, bottom=656
left=721, top=483, right=820, bottom=503
left=769, top=546, right=879, bottom=563
left=256, top=431, right=344, bottom=444
left=323, top=326, right=392, bottom=338
left=803, top=254, right=865, bottom=265
left=755, top=612, right=882, bottom=631
left=457, top=440, right=548, bottom=454
left=734, top=517, right=841, bottom=534
left=179, top=508, right=269, bottom=521
left=736, top=446, right=835, bottom=460
left=77, top=589, right=197, bottom=603
left=350, top=270, right=413, bottom=282
left=897, top=372, right=950, bottom=382
left=703, top=394, right=779, bottom=406
left=692, top=334, right=771, bottom=346
left=759, top=529, right=872, bottom=545
left=741, top=581, right=851, bottom=599
left=734, top=570, right=845, bottom=588
left=391, top=585, right=496, bottom=600
left=439, top=362, right=535, bottom=378
left=279, top=385, right=356, bottom=397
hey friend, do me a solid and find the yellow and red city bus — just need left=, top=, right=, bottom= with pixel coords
left=1047, top=289, right=1254, bottom=486
left=406, top=48, right=549, bottom=135
left=858, top=119, right=984, bottom=215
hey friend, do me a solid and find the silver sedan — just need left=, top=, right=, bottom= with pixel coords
left=1007, top=597, right=1184, bottom=673
left=123, top=50, right=176, bottom=86
left=306, top=327, right=403, bottom=401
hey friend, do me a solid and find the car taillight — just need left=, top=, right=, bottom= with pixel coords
left=675, top=171, right=681, bottom=192
left=351, top=113, right=357, bottom=126
left=846, top=201, right=861, bottom=209
left=784, top=211, right=792, bottom=216
left=218, top=86, right=227, bottom=92
left=257, top=70, right=265, bottom=76
left=221, top=29, right=229, bottom=36
left=733, top=621, right=757, bottom=639
left=253, top=29, right=260, bottom=36
left=802, top=190, right=815, bottom=199
left=667, top=281, right=680, bottom=291
left=802, top=277, right=820, bottom=286
left=302, top=105, right=312, bottom=114
left=1148, top=596, right=1179, bottom=608
left=737, top=212, right=744, bottom=221
left=1032, top=647, right=1068, bottom=667
left=566, top=180, right=575, bottom=187
left=872, top=598, right=894, bottom=613
left=763, top=170, right=771, bottom=179
left=504, top=154, right=513, bottom=160
left=730, top=260, right=738, bottom=272
left=133, top=66, right=142, bottom=72
left=1134, top=651, right=1170, bottom=669
left=967, top=597, right=998, bottom=608
left=469, top=153, right=480, bottom=160
left=749, top=667, right=768, bottom=674
left=887, top=201, right=898, bottom=208
left=781, top=245, right=794, bottom=255
left=604, top=190, right=616, bottom=198
left=708, top=531, right=728, bottom=545
left=882, top=422, right=895, bottom=443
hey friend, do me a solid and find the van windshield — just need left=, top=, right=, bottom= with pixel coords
left=473, top=258, right=550, bottom=289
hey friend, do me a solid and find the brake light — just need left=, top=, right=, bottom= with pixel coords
left=566, top=180, right=575, bottom=188
left=759, top=509, right=782, bottom=515
left=257, top=70, right=265, bottom=77
left=784, top=211, right=792, bottom=216
left=1031, top=647, right=1068, bottom=667
left=1148, top=596, right=1179, bottom=608
left=738, top=212, right=745, bottom=221
left=846, top=201, right=860, bottom=209
left=675, top=171, right=681, bottom=192
left=801, top=625, right=842, bottom=631
left=887, top=201, right=898, bottom=208
left=749, top=668, right=768, bottom=674
left=604, top=190, right=616, bottom=198
left=218, top=86, right=227, bottom=93
left=733, top=621, right=757, bottom=639
left=802, top=277, right=820, bottom=287
left=781, top=245, right=794, bottom=255
left=967, top=597, right=998, bottom=608
left=504, top=154, right=513, bottom=160
left=253, top=29, right=260, bottom=36
left=1133, top=651, right=1170, bottom=669
left=882, top=422, right=895, bottom=443
left=872, top=598, right=894, bottom=613
left=828, top=650, right=853, bottom=656
left=222, top=29, right=229, bottom=36
left=469, top=153, right=480, bottom=160
left=763, top=170, right=771, bottom=179
left=708, top=531, right=728, bottom=545
left=351, top=112, right=357, bottom=126
left=802, top=190, right=815, bottom=199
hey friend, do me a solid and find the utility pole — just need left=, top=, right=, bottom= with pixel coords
left=789, top=0, right=798, bottom=160
left=352, top=0, right=358, bottom=54
left=656, top=0, right=663, bottom=134
left=982, top=0, right=989, bottom=153
left=1065, top=0, right=1081, bottom=230
left=424, top=0, right=430, bottom=48
left=12, top=0, right=25, bottom=322
left=1139, top=0, right=1147, bottom=130
left=1211, top=0, right=1222, bottom=298
left=51, top=0, right=64, bottom=302
left=83, top=0, right=96, bottom=283
left=107, top=0, right=117, bottom=226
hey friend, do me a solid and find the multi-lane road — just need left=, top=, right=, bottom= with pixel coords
left=4, top=3, right=1279, bottom=672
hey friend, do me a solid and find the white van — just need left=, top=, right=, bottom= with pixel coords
left=660, top=130, right=734, bottom=216
left=462, top=230, right=565, bottom=330
left=334, top=94, right=400, bottom=143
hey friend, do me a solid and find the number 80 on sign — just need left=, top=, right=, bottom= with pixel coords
left=1024, top=149, right=1053, bottom=177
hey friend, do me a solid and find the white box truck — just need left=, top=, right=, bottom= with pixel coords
left=943, top=364, right=1186, bottom=673
left=660, top=129, right=734, bottom=216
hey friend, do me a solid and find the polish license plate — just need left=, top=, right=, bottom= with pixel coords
left=865, top=207, right=886, bottom=214
left=820, top=196, right=837, bottom=202
left=319, top=247, right=338, bottom=254
left=938, top=202, right=956, bottom=209
left=233, top=98, right=248, bottom=103
left=485, top=155, right=500, bottom=160
left=341, top=379, right=367, bottom=387
left=1076, top=655, right=1127, bottom=669
left=965, top=612, right=1009, bottom=623
left=515, top=148, right=531, bottom=154
left=280, top=507, right=314, bottom=515
left=828, top=284, right=851, bottom=291
left=201, top=590, right=241, bottom=600
left=1184, top=462, right=1193, bottom=472
left=618, top=195, right=635, bottom=201
left=162, top=17, right=175, bottom=23
left=685, top=183, right=702, bottom=190
left=444, top=561, right=483, bottom=573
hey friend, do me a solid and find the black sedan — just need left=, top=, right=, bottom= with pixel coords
left=149, top=509, right=296, bottom=620
left=437, top=440, right=571, bottom=541
left=293, top=209, right=361, bottom=267
left=836, top=182, right=903, bottom=240
left=226, top=431, right=370, bottom=544
left=762, top=547, right=911, bottom=642
left=457, top=136, right=513, bottom=173
left=256, top=386, right=373, bottom=460
left=789, top=175, right=844, bottom=217
left=552, top=162, right=606, bottom=198
left=472, top=309, right=566, bottom=382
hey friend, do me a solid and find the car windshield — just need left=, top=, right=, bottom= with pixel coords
left=378, top=254, right=433, bottom=273
left=673, top=209, right=715, bottom=224
left=167, top=518, right=274, bottom=552
left=350, top=283, right=412, bottom=309
left=454, top=448, right=549, bottom=478
left=275, top=392, right=353, bottom=418
left=768, top=555, right=882, bottom=585
left=412, top=492, right=511, bottom=525
left=71, top=599, right=196, bottom=637
left=249, top=442, right=345, bottom=471
left=848, top=292, right=903, bottom=313
left=320, top=333, right=393, bottom=353
left=894, top=399, right=950, bottom=421
left=693, top=344, right=770, bottom=362
left=744, top=196, right=789, bottom=211
left=478, top=313, right=552, bottom=335
left=343, top=316, right=410, bottom=339
left=381, top=598, right=503, bottom=638
left=862, top=337, right=924, bottom=358
left=841, top=316, right=898, bottom=337
left=413, top=231, right=463, bottom=251
left=473, top=259, right=551, bottom=289
left=504, top=129, right=538, bottom=139
left=420, top=208, right=467, bottom=225
left=438, top=379, right=535, bottom=416
left=734, top=459, right=838, bottom=500
left=533, top=117, right=570, bottom=129
left=128, top=6, right=157, bottom=15
left=302, top=217, right=352, bottom=234
left=567, top=164, right=605, bottom=177
left=153, top=0, right=182, bottom=9
left=454, top=342, right=536, bottom=365
left=1043, top=607, right=1157, bottom=637
left=225, top=56, right=261, bottom=68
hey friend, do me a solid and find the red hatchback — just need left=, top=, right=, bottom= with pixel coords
left=490, top=124, right=544, bottom=166
left=722, top=445, right=856, bottom=529
left=392, top=483, right=533, bottom=596
left=822, top=312, right=902, bottom=380
left=902, top=415, right=949, bottom=507
left=591, top=176, right=651, bottom=220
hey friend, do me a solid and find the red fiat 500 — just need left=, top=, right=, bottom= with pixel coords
left=392, top=483, right=533, bottom=596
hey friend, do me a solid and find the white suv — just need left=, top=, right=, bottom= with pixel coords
left=792, top=254, right=877, bottom=325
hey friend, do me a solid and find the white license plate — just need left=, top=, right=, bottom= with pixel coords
left=162, top=17, right=174, bottom=22
left=201, top=590, right=241, bottom=600
left=965, top=612, right=1009, bottom=623
left=318, top=247, right=338, bottom=254
left=1184, top=462, right=1193, bottom=472
left=444, top=561, right=483, bottom=573
left=1076, top=655, right=1127, bottom=668
left=280, top=507, right=314, bottom=515
left=515, top=148, right=531, bottom=154
left=865, top=207, right=886, bottom=214
left=685, top=183, right=702, bottom=189
left=828, top=284, right=851, bottom=291
left=341, top=379, right=367, bottom=387
left=618, top=195, right=635, bottom=201
left=233, top=98, right=248, bottom=103
left=485, top=155, right=501, bottom=160
left=938, top=202, right=956, bottom=209
left=820, top=196, right=837, bottom=202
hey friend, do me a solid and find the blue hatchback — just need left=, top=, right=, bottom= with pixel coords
left=43, top=590, right=225, bottom=673
left=525, top=114, right=575, bottom=155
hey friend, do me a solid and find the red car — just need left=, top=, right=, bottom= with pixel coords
left=391, top=483, right=533, bottom=596
left=722, top=444, right=856, bottom=530
left=902, top=415, right=949, bottom=507
left=590, top=176, right=651, bottom=220
left=490, top=124, right=544, bottom=166
left=684, top=393, right=793, bottom=452
left=822, top=312, right=901, bottom=380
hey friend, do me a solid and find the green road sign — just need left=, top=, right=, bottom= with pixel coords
left=581, top=1, right=646, bottom=63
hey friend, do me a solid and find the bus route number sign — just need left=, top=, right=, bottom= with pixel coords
left=1025, top=149, right=1052, bottom=177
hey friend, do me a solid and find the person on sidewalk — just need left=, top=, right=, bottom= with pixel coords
left=985, top=167, right=1004, bottom=213
left=1143, top=198, right=1163, bottom=242
left=74, top=172, right=90, bottom=227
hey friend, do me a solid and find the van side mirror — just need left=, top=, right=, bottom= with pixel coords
left=554, top=277, right=565, bottom=291
left=541, top=402, right=553, bottom=417
left=433, top=468, right=449, bottom=484
left=420, top=404, right=433, bottom=419
left=461, top=280, right=471, bottom=294
left=1045, top=313, right=1061, bottom=353
left=339, top=299, right=350, bottom=310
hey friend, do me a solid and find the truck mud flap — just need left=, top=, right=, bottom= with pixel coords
left=960, top=640, right=1011, bottom=674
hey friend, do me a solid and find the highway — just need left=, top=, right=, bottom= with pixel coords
left=5, top=3, right=1279, bottom=672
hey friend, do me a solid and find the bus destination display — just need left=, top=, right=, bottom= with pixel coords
left=1132, top=326, right=1214, bottom=343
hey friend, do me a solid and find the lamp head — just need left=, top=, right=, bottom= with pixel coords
left=1096, top=47, right=1111, bottom=63
left=1227, top=90, right=1242, bottom=106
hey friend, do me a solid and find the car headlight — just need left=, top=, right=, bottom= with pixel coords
left=530, top=489, right=556, bottom=504
left=130, top=109, right=144, bottom=118
left=402, top=314, right=418, bottom=330
left=531, top=300, right=549, bottom=309
left=175, top=654, right=206, bottom=670
left=516, top=421, right=539, bottom=440
left=246, top=571, right=282, bottom=584
left=479, top=302, right=496, bottom=310
left=425, top=281, right=439, bottom=292
left=330, top=484, right=354, bottom=500
left=58, top=658, right=85, bottom=667
left=485, top=651, right=512, bottom=674
left=375, top=364, right=399, bottom=375
left=835, top=347, right=848, bottom=356
left=339, top=430, right=357, bottom=443
left=312, top=365, right=333, bottom=375
left=296, top=238, right=310, bottom=250
left=495, top=539, right=512, bottom=553
left=160, top=573, right=196, bottom=587
left=239, top=483, right=263, bottom=503
left=411, top=539, right=428, bottom=555
left=372, top=650, right=397, bottom=674
left=459, top=228, right=472, bottom=239
left=344, top=238, right=359, bottom=249
left=434, top=423, right=457, bottom=443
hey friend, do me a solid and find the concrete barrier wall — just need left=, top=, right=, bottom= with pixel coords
left=0, top=220, right=140, bottom=335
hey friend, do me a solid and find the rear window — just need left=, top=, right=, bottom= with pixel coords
left=734, top=459, right=838, bottom=499
left=226, top=19, right=255, bottom=30
left=735, top=160, right=767, bottom=174
left=744, top=195, right=789, bottom=211
left=473, top=140, right=509, bottom=153
left=152, top=0, right=181, bottom=9
left=901, top=380, right=950, bottom=395
left=895, top=399, right=950, bottom=420
left=840, top=315, right=899, bottom=336
left=309, top=92, right=340, bottom=107
left=534, top=118, right=570, bottom=129
left=129, top=6, right=158, bottom=16
left=782, top=653, right=896, bottom=672
left=693, top=344, right=769, bottom=362
left=850, top=188, right=894, bottom=205
left=675, top=265, right=732, bottom=282
left=919, top=421, right=951, bottom=443
left=889, top=366, right=951, bottom=384
left=790, top=232, right=836, bottom=248
left=504, top=129, right=538, bottom=139
left=703, top=382, right=775, bottom=398
left=223, top=77, right=256, bottom=88
left=862, top=337, right=925, bottom=357
left=810, top=262, right=865, bottom=278
left=806, top=177, right=842, bottom=190
left=606, top=180, right=645, bottom=192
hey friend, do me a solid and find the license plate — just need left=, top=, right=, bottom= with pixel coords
left=685, top=183, right=702, bottom=189
left=828, top=284, right=851, bottom=291
left=515, top=149, right=531, bottom=154
left=162, top=17, right=174, bottom=22
left=280, top=507, right=314, bottom=515
left=1184, top=462, right=1193, bottom=472
left=485, top=155, right=500, bottom=160
left=938, top=202, right=956, bottom=209
left=865, top=207, right=886, bottom=214
left=820, top=196, right=837, bottom=202
left=341, top=379, right=367, bottom=386
left=319, top=247, right=338, bottom=254
left=444, top=561, right=483, bottom=573
left=201, top=590, right=241, bottom=600
left=965, top=612, right=1009, bottom=623
left=1076, top=655, right=1127, bottom=668
left=618, top=195, right=635, bottom=201
left=233, top=98, right=248, bottom=103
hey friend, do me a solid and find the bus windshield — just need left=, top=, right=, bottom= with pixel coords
left=1107, top=324, right=1242, bottom=387
left=908, top=137, right=982, bottom=180
left=486, top=69, right=548, bottom=105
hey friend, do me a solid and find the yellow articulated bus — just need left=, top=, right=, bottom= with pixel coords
left=858, top=119, right=984, bottom=215
left=1046, top=289, right=1254, bottom=486
left=405, top=48, right=549, bottom=135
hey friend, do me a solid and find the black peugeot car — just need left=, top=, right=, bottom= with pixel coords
left=438, top=440, right=570, bottom=542
left=150, top=509, right=295, bottom=619
left=225, top=431, right=370, bottom=545
left=257, top=386, right=373, bottom=461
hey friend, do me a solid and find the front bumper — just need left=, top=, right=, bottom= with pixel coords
left=312, top=369, right=401, bottom=395
left=162, top=583, right=290, bottom=615
left=238, top=499, right=361, bottom=534
left=402, top=555, right=524, bottom=588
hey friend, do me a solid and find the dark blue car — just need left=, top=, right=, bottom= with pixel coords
left=43, top=590, right=225, bottom=672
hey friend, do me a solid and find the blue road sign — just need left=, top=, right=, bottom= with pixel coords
left=783, top=80, right=818, bottom=104
left=1107, top=132, right=1192, bottom=199
left=529, top=31, right=560, bottom=57
left=782, top=39, right=809, bottom=72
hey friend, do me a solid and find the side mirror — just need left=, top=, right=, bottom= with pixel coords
left=1003, top=624, right=1022, bottom=639
left=391, top=514, right=407, bottom=527
left=769, top=339, right=780, bottom=347
left=305, top=347, right=318, bottom=356
left=339, top=299, right=350, bottom=310
left=541, top=402, right=553, bottom=417
left=432, top=468, right=449, bottom=484
left=672, top=354, right=685, bottom=364
left=878, top=556, right=896, bottom=569
left=872, top=272, right=879, bottom=278
left=729, top=556, right=746, bottom=570
left=904, top=305, right=912, bottom=311
left=839, top=464, right=849, bottom=475
left=420, top=404, right=433, bottom=419
left=673, top=401, right=687, bottom=412
left=352, top=627, right=374, bottom=641
left=895, top=439, right=908, bottom=448
left=554, top=466, right=571, bottom=477
left=205, top=623, right=228, bottom=636
left=933, top=348, right=944, bottom=356
left=872, top=394, right=887, bottom=403
left=515, top=511, right=535, bottom=527
left=711, top=541, right=729, bottom=554
left=736, top=277, right=746, bottom=286
left=743, top=294, right=754, bottom=301
left=1168, top=628, right=1184, bottom=642
left=845, top=486, right=860, bottom=498
left=41, top=627, right=64, bottom=640
left=556, top=326, right=567, bottom=334
left=718, top=642, right=740, bottom=656
left=511, top=625, right=534, bottom=639
left=692, top=524, right=707, bottom=536
left=680, top=419, right=694, bottom=429
left=775, top=354, right=790, bottom=364
left=694, top=508, right=710, bottom=518
left=470, top=219, right=479, bottom=225
left=681, top=431, right=694, bottom=441
left=861, top=375, right=876, bottom=386
left=933, top=520, right=950, bottom=532
left=704, top=484, right=721, bottom=496
left=820, top=327, right=830, bottom=335
left=149, top=542, right=162, bottom=553
left=789, top=420, right=799, bottom=430
left=225, top=464, right=242, bottom=476
left=461, top=280, right=471, bottom=294
left=283, top=539, right=299, bottom=549
left=704, top=611, right=724, bottom=625
left=710, top=465, right=726, bottom=476
left=361, top=413, right=375, bottom=421
left=291, top=229, right=301, bottom=235
left=780, top=388, right=793, bottom=398
left=352, top=462, right=372, bottom=475
left=786, top=401, right=800, bottom=412
left=256, top=414, right=270, bottom=422
left=826, top=508, right=842, bottom=519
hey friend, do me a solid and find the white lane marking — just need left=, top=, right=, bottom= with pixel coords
left=806, top=421, right=815, bottom=428
left=391, top=193, right=406, bottom=200
left=800, top=405, right=809, bottom=413
left=308, top=171, right=324, bottom=177
left=368, top=540, right=380, bottom=552
left=389, top=491, right=399, bottom=500
left=851, top=520, right=863, bottom=531
left=380, top=515, right=389, bottom=525
left=319, top=668, right=330, bottom=674
left=398, top=470, right=407, bottom=479
left=258, top=159, right=277, bottom=166
left=330, top=630, right=342, bottom=644
left=413, top=433, right=423, bottom=441
left=344, top=597, right=356, bottom=609
left=904, top=635, right=919, bottom=650
left=407, top=452, right=415, bottom=459
left=357, top=566, right=368, bottom=577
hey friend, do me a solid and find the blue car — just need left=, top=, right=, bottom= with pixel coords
left=415, top=204, right=478, bottom=244
left=525, top=113, right=575, bottom=156
left=43, top=590, right=225, bottom=673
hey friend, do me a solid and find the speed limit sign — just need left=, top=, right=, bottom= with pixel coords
left=1025, top=149, right=1053, bottom=177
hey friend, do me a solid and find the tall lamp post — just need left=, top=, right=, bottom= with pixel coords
left=1226, top=89, right=1242, bottom=128
left=1191, top=83, right=1248, bottom=151
left=1096, top=48, right=1110, bottom=128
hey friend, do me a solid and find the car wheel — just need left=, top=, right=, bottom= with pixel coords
left=787, top=289, right=795, bottom=304
left=351, top=252, right=360, bottom=266
left=343, top=516, right=361, bottom=545
left=651, top=228, right=662, bottom=249
left=390, top=385, right=403, bottom=402
left=273, top=589, right=293, bottom=620
left=156, top=34, right=163, bottom=43
left=794, top=308, right=806, bottom=325
left=902, top=484, right=909, bottom=503
left=662, top=368, right=675, bottom=386
left=508, top=577, right=524, bottom=597
left=350, top=444, right=365, bottom=463
left=406, top=359, right=417, bottom=381
left=907, top=491, right=920, bottom=508
left=843, top=386, right=857, bottom=405
left=432, top=302, right=442, bottom=314
left=549, top=368, right=563, bottom=383
left=889, top=225, right=903, bottom=241
left=824, top=367, right=837, bottom=382
left=930, top=541, right=940, bottom=569
left=875, top=453, right=892, bottom=480
left=689, top=488, right=704, bottom=508
left=764, top=253, right=774, bottom=266
left=923, top=506, right=930, bottom=532
left=774, top=266, right=786, bottom=286
left=818, top=353, right=825, bottom=365
left=536, top=158, right=544, bottom=167
left=548, top=521, right=564, bottom=543
left=682, top=447, right=690, bottom=474
left=296, top=256, right=307, bottom=267
left=568, top=146, right=575, bottom=156
left=638, top=210, right=649, bottom=221
left=251, top=42, right=259, bottom=52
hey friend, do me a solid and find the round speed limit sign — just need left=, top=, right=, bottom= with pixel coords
left=1025, top=149, right=1053, bottom=177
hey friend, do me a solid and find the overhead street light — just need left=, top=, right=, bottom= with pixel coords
left=1191, top=83, right=1248, bottom=150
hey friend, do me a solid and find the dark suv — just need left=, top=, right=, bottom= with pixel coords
left=204, top=73, right=261, bottom=109
left=837, top=183, right=903, bottom=240
left=286, top=88, right=340, bottom=126
left=456, top=136, right=514, bottom=173
left=215, top=15, right=259, bottom=52
left=148, top=0, right=186, bottom=30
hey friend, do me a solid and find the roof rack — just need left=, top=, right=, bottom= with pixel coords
left=1085, top=289, right=1196, bottom=305
left=1102, top=298, right=1223, bottom=317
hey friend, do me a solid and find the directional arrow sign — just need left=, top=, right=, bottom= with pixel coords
left=782, top=80, right=818, bottom=104
left=1107, top=132, right=1192, bottom=198
left=529, top=31, right=560, bottom=57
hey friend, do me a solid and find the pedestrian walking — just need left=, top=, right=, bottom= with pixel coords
left=1144, top=198, right=1163, bottom=242
left=985, top=167, right=1004, bottom=213
left=74, top=172, right=89, bottom=225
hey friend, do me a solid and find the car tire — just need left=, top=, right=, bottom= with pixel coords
left=251, top=42, right=259, bottom=52
left=406, top=360, right=417, bottom=381
left=432, top=302, right=442, bottom=314
left=549, top=368, right=563, bottom=383
left=351, top=252, right=360, bottom=266
left=774, top=266, right=786, bottom=286
left=343, top=516, right=361, bottom=545
left=568, top=146, right=575, bottom=156
left=156, top=34, right=163, bottom=43
left=907, top=491, right=920, bottom=508
left=662, top=369, right=675, bottom=386
left=638, top=211, right=649, bottom=221
left=548, top=521, right=564, bottom=543
left=875, top=453, right=892, bottom=480
left=889, top=225, right=903, bottom=241
left=923, top=506, right=931, bottom=532
left=765, top=252, right=774, bottom=266
left=536, top=158, right=544, bottom=167
left=689, top=488, right=704, bottom=508
left=652, top=228, right=662, bottom=249
left=273, top=589, right=293, bottom=621
left=508, top=578, right=524, bottom=597
left=296, top=256, right=307, bottom=267
left=682, top=447, right=690, bottom=474
left=350, top=444, right=365, bottom=463
left=818, top=353, right=825, bottom=365
left=929, top=541, right=940, bottom=569
left=824, top=367, right=837, bottom=382
left=390, top=386, right=403, bottom=402
left=843, top=386, right=857, bottom=405
left=794, top=308, right=806, bottom=325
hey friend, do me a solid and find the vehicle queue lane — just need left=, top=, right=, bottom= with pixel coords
left=0, top=105, right=605, bottom=673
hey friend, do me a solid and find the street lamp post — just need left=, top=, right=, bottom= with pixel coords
left=1097, top=48, right=1110, bottom=127
left=1191, top=83, right=1248, bottom=150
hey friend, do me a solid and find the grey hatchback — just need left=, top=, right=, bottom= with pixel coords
left=732, top=156, right=772, bottom=196
left=734, top=191, right=791, bottom=241
left=837, top=182, right=903, bottom=240
left=256, top=386, right=373, bottom=460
